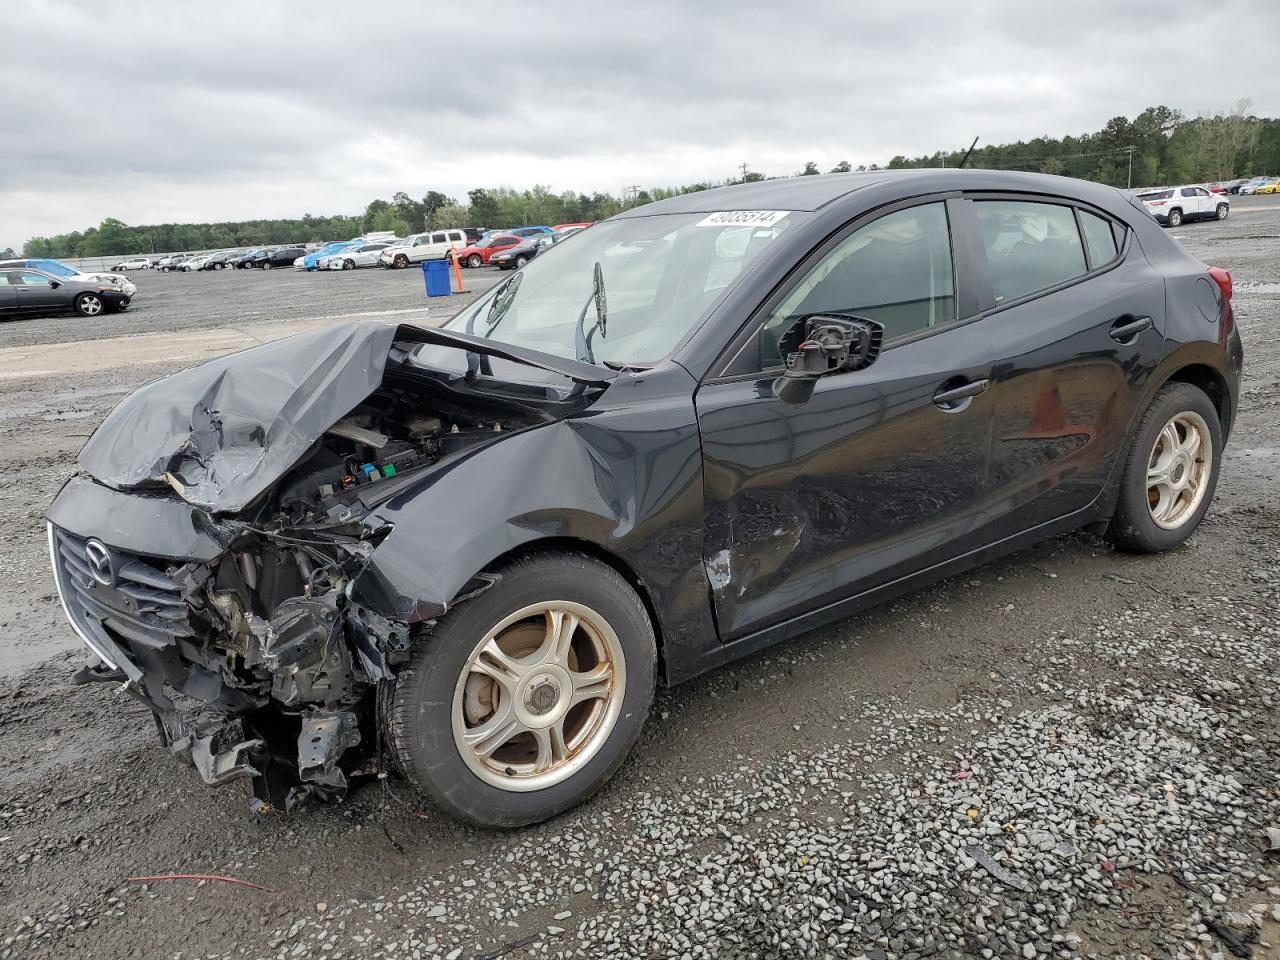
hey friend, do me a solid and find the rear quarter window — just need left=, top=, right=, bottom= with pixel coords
left=1078, top=211, right=1120, bottom=267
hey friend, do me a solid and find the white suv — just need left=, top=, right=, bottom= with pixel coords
left=379, top=230, right=468, bottom=268
left=111, top=257, right=153, bottom=271
left=1137, top=186, right=1229, bottom=227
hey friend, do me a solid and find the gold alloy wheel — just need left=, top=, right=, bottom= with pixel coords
left=1146, top=410, right=1212, bottom=530
left=451, top=602, right=625, bottom=792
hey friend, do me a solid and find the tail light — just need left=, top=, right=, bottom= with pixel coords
left=1208, top=266, right=1232, bottom=301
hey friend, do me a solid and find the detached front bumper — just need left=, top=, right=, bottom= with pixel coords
left=46, top=476, right=414, bottom=810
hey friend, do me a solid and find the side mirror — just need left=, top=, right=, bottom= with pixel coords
left=773, top=314, right=883, bottom=404
left=49, top=280, right=60, bottom=289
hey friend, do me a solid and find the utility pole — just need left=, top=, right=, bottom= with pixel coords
left=1125, top=146, right=1135, bottom=190
left=624, top=185, right=641, bottom=204
left=739, top=161, right=750, bottom=182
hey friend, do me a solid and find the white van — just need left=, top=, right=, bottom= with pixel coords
left=378, top=230, right=468, bottom=268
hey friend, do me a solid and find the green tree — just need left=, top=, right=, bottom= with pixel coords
left=799, top=161, right=820, bottom=176
left=468, top=189, right=501, bottom=228
left=829, top=160, right=852, bottom=173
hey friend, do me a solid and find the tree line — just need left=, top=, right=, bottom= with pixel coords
left=22, top=102, right=1279, bottom=259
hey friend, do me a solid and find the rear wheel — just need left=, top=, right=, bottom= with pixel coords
left=1167, top=208, right=1183, bottom=227
left=467, top=254, right=483, bottom=268
left=388, top=553, right=656, bottom=828
left=1107, top=383, right=1222, bottom=553
left=75, top=293, right=104, bottom=317
left=1216, top=203, right=1229, bottom=220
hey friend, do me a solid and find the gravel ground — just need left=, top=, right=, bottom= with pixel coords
left=0, top=203, right=1277, bottom=960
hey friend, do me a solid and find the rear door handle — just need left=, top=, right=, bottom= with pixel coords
left=933, top=378, right=991, bottom=409
left=1109, top=315, right=1153, bottom=342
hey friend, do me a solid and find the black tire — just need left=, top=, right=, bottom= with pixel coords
left=160, top=266, right=171, bottom=273
left=343, top=259, right=354, bottom=270
left=74, top=293, right=104, bottom=317
left=467, top=254, right=483, bottom=268
left=1106, top=383, right=1222, bottom=554
left=1216, top=203, right=1229, bottom=220
left=394, top=254, right=409, bottom=269
left=1167, top=208, right=1183, bottom=227
left=262, top=262, right=272, bottom=271
left=515, top=256, right=528, bottom=268
left=388, top=552, right=656, bottom=828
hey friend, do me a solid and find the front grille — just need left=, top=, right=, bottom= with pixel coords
left=51, top=526, right=193, bottom=653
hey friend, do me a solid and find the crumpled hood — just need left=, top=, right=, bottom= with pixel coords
left=79, top=321, right=402, bottom=513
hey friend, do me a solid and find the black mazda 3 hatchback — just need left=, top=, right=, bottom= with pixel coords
left=47, top=170, right=1242, bottom=827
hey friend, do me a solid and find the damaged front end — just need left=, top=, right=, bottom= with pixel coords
left=47, top=321, right=598, bottom=810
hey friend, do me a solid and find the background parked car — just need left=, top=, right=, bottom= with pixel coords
left=1239, top=177, right=1274, bottom=195
left=111, top=257, right=152, bottom=271
left=506, top=226, right=552, bottom=238
left=489, top=233, right=557, bottom=270
left=260, top=246, right=306, bottom=270
left=379, top=230, right=468, bottom=268
left=1137, top=186, right=1229, bottom=226
left=181, top=255, right=211, bottom=272
left=1256, top=179, right=1280, bottom=195
left=298, top=241, right=360, bottom=271
left=452, top=233, right=523, bottom=267
left=320, top=241, right=395, bottom=270
left=0, top=267, right=130, bottom=318
left=156, top=254, right=191, bottom=272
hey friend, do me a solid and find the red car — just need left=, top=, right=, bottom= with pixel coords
left=1205, top=183, right=1228, bottom=195
left=453, top=234, right=522, bottom=268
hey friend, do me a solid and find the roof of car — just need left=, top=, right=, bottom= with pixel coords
left=615, top=168, right=1130, bottom=217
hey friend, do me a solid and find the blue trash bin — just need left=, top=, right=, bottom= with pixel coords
left=423, top=259, right=451, bottom=297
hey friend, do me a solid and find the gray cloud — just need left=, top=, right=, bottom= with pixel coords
left=3, top=0, right=1277, bottom=249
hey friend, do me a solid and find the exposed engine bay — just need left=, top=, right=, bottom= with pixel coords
left=52, top=334, right=567, bottom=809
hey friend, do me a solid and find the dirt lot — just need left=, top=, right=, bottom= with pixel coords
left=1, top=204, right=1278, bottom=960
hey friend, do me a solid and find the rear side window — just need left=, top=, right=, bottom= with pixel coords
left=975, top=200, right=1086, bottom=304
left=1078, top=211, right=1119, bottom=267
left=1139, top=190, right=1173, bottom=201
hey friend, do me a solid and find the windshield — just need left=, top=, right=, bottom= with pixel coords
left=436, top=210, right=805, bottom=367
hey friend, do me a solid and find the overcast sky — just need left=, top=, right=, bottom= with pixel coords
left=3, top=0, right=1277, bottom=251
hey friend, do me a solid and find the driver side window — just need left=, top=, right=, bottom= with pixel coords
left=747, top=202, right=955, bottom=372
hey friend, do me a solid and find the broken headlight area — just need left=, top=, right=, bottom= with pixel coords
left=55, top=393, right=531, bottom=811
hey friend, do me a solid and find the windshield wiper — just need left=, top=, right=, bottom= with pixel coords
left=575, top=261, right=608, bottom=364
left=461, top=273, right=522, bottom=376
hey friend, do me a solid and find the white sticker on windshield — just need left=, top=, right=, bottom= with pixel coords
left=695, top=210, right=791, bottom=228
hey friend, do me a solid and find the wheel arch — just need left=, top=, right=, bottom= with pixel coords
left=1161, top=362, right=1233, bottom=438
left=454, top=536, right=671, bottom=685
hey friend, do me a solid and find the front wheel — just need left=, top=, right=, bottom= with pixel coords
left=75, top=293, right=105, bottom=317
left=394, top=254, right=409, bottom=268
left=343, top=259, right=354, bottom=270
left=160, top=266, right=171, bottom=273
left=1106, top=383, right=1222, bottom=553
left=262, top=262, right=272, bottom=270
left=1216, top=203, right=1229, bottom=220
left=387, top=553, right=656, bottom=828
left=467, top=254, right=483, bottom=268
left=515, top=256, right=528, bottom=268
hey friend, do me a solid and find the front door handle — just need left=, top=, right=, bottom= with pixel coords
left=1109, top=315, right=1153, bottom=343
left=933, top=378, right=991, bottom=409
